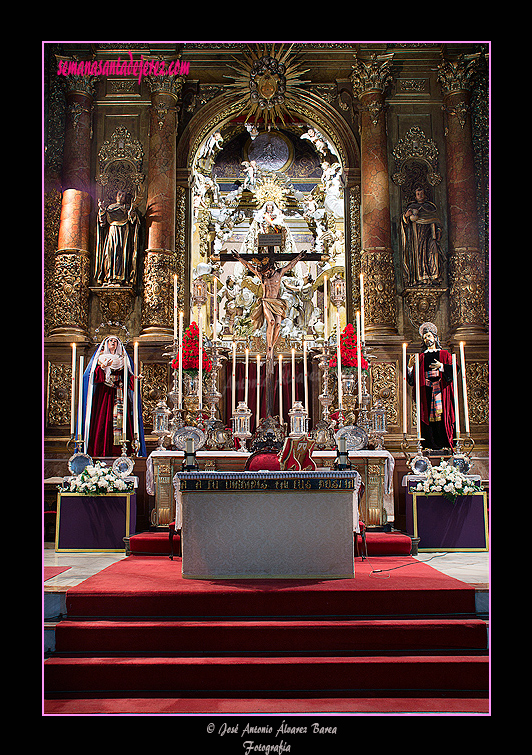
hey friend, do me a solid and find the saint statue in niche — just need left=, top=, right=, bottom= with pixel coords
left=400, top=186, right=444, bottom=287
left=95, top=190, right=141, bottom=287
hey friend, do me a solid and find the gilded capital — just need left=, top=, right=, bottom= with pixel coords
left=350, top=52, right=394, bottom=99
left=437, top=52, right=482, bottom=95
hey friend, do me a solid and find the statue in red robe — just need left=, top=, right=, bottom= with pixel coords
left=407, top=322, right=457, bottom=450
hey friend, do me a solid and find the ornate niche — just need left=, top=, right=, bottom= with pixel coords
left=91, top=126, right=146, bottom=326
left=392, top=126, right=447, bottom=331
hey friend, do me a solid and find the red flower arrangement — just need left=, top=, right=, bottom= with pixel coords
left=172, top=321, right=213, bottom=374
left=329, top=323, right=369, bottom=373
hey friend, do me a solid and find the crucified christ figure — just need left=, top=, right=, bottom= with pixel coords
left=232, top=248, right=308, bottom=362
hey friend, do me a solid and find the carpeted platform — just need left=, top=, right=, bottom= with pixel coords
left=61, top=554, right=477, bottom=619
left=44, top=554, right=489, bottom=715
left=127, top=530, right=413, bottom=558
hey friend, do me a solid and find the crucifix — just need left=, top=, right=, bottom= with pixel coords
left=222, top=235, right=320, bottom=419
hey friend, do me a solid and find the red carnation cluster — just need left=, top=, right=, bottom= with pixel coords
left=329, top=323, right=369, bottom=372
left=172, top=321, right=212, bottom=373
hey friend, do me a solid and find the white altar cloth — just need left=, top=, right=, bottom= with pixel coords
left=174, top=470, right=361, bottom=579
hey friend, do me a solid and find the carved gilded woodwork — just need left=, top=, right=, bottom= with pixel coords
left=465, top=361, right=489, bottom=426
left=403, top=287, right=447, bottom=332
left=46, top=362, right=71, bottom=427
left=49, top=251, right=91, bottom=333
left=370, top=361, right=398, bottom=427
left=140, top=362, right=169, bottom=430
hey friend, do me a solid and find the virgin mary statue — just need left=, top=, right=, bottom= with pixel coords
left=81, top=336, right=146, bottom=457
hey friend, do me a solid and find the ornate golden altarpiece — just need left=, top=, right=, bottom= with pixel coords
left=43, top=42, right=489, bottom=531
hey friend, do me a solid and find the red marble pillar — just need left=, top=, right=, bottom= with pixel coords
left=141, top=82, right=180, bottom=338
left=352, top=53, right=398, bottom=337
left=439, top=54, right=487, bottom=339
left=50, top=77, right=96, bottom=341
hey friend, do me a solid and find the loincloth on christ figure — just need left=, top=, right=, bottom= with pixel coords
left=251, top=297, right=287, bottom=331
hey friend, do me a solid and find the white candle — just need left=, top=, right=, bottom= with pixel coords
left=244, top=348, right=249, bottom=405
left=402, top=343, right=407, bottom=435
left=452, top=353, right=461, bottom=440
left=178, top=312, right=183, bottom=410
left=70, top=343, right=76, bottom=436
left=415, top=354, right=421, bottom=441
left=336, top=310, right=342, bottom=409
left=459, top=342, right=470, bottom=434
left=324, top=274, right=328, bottom=341
left=198, top=312, right=203, bottom=410
left=303, top=340, right=308, bottom=413
left=213, top=278, right=218, bottom=342
left=123, top=352, right=128, bottom=443
left=173, top=275, right=177, bottom=341
left=279, top=354, right=283, bottom=420
left=133, top=342, right=139, bottom=437
left=77, top=355, right=84, bottom=441
left=232, top=340, right=236, bottom=415
left=291, top=347, right=296, bottom=405
left=356, top=311, right=362, bottom=407
left=360, top=273, right=365, bottom=344
left=256, top=354, right=261, bottom=425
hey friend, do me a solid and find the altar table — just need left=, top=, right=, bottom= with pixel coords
left=55, top=492, right=136, bottom=553
left=174, top=470, right=361, bottom=579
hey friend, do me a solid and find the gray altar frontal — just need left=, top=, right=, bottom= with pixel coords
left=174, top=470, right=360, bottom=579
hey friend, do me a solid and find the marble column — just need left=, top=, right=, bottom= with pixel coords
left=49, top=73, right=97, bottom=342
left=438, top=52, right=487, bottom=340
left=140, top=74, right=184, bottom=339
left=351, top=53, right=397, bottom=337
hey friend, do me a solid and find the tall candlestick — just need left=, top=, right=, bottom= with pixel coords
left=77, top=355, right=84, bottom=442
left=415, top=354, right=421, bottom=441
left=336, top=310, right=342, bottom=409
left=303, top=340, right=308, bottom=412
left=356, top=311, right=362, bottom=407
left=133, top=342, right=139, bottom=437
left=452, top=353, right=461, bottom=440
left=178, top=312, right=183, bottom=409
left=459, top=342, right=470, bottom=434
left=232, top=340, right=236, bottom=415
left=324, top=275, right=328, bottom=341
left=173, top=274, right=177, bottom=341
left=198, top=312, right=203, bottom=410
left=360, top=273, right=365, bottom=344
left=123, top=352, right=128, bottom=443
left=213, top=278, right=218, bottom=342
left=402, top=343, right=408, bottom=435
left=279, top=354, right=283, bottom=421
left=70, top=343, right=77, bottom=436
left=256, top=354, right=261, bottom=425
left=291, top=348, right=296, bottom=405
left=244, top=348, right=249, bottom=405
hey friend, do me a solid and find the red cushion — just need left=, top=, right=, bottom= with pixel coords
left=246, top=453, right=281, bottom=471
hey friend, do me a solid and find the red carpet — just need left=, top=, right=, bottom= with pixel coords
left=44, top=567, right=71, bottom=582
left=61, top=554, right=477, bottom=619
left=128, top=530, right=413, bottom=557
left=44, top=554, right=488, bottom=714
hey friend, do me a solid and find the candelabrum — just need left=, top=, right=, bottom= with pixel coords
left=310, top=340, right=337, bottom=449
left=203, top=340, right=234, bottom=450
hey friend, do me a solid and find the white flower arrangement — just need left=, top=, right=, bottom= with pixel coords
left=412, top=460, right=482, bottom=503
left=60, top=460, right=134, bottom=496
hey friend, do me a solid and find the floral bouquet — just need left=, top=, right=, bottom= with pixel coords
left=411, top=460, right=482, bottom=503
left=329, top=323, right=369, bottom=374
left=172, top=321, right=213, bottom=375
left=59, top=461, right=134, bottom=496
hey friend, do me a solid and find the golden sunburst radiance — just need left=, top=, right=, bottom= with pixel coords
left=225, top=43, right=310, bottom=129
